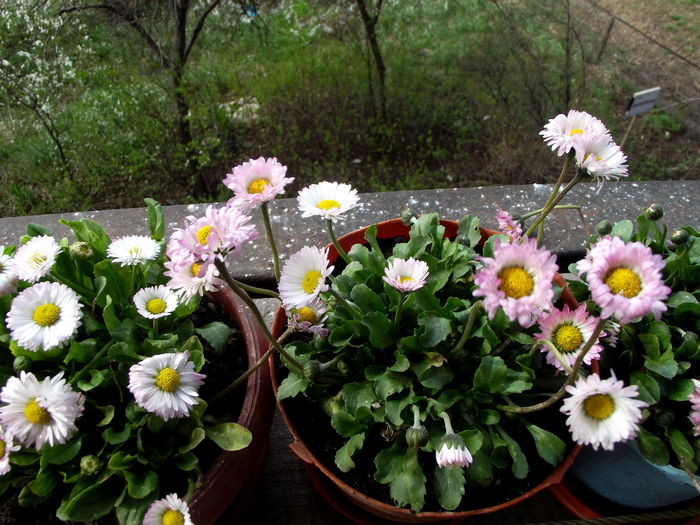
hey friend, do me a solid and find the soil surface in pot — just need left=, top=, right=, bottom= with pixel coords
left=0, top=296, right=247, bottom=525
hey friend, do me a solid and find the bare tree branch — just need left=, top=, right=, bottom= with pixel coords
left=184, top=0, right=224, bottom=61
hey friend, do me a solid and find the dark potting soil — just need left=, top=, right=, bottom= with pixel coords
left=0, top=296, right=247, bottom=524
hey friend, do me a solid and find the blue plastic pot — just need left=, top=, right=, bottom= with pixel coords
left=572, top=439, right=700, bottom=508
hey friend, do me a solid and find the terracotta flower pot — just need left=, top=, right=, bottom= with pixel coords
left=269, top=218, right=580, bottom=523
left=188, top=286, right=275, bottom=525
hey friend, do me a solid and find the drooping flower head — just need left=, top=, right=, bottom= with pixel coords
left=12, top=235, right=61, bottom=283
left=287, top=296, right=329, bottom=336
left=561, top=372, right=648, bottom=451
left=278, top=246, right=334, bottom=309
left=163, top=250, right=223, bottom=300
left=169, top=205, right=258, bottom=263
left=435, top=432, right=472, bottom=468
left=0, top=425, right=20, bottom=475
left=0, top=249, right=18, bottom=296
left=6, top=281, right=82, bottom=352
left=495, top=209, right=522, bottom=241
left=297, top=181, right=359, bottom=222
left=383, top=257, right=429, bottom=293
left=0, top=371, right=85, bottom=450
left=134, top=285, right=178, bottom=319
left=535, top=304, right=604, bottom=373
left=540, top=109, right=609, bottom=157
left=576, top=236, right=670, bottom=324
left=107, top=235, right=161, bottom=267
left=143, top=493, right=193, bottom=525
left=689, top=379, right=700, bottom=437
left=128, top=351, right=205, bottom=421
left=573, top=133, right=628, bottom=183
left=224, top=157, right=294, bottom=210
left=473, top=237, right=558, bottom=327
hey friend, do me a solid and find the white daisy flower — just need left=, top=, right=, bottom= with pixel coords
left=143, top=493, right=193, bottom=525
left=435, top=432, right=472, bottom=468
left=539, top=109, right=609, bottom=157
left=0, top=371, right=85, bottom=450
left=574, top=134, right=628, bottom=183
left=383, top=257, right=429, bottom=293
left=128, top=351, right=205, bottom=421
left=133, top=285, right=178, bottom=319
left=107, top=235, right=160, bottom=266
left=297, top=181, right=359, bottom=222
left=0, top=249, right=18, bottom=296
left=278, top=246, right=334, bottom=309
left=0, top=425, right=20, bottom=475
left=12, top=236, right=61, bottom=283
left=6, top=281, right=82, bottom=352
left=561, top=372, right=648, bottom=451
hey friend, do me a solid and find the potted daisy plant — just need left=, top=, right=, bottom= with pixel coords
left=204, top=110, right=690, bottom=522
left=0, top=198, right=275, bottom=524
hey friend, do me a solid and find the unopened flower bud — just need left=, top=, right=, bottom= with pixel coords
left=303, top=360, right=322, bottom=384
left=69, top=241, right=93, bottom=259
left=80, top=455, right=102, bottom=476
left=406, top=425, right=430, bottom=448
left=336, top=358, right=351, bottom=376
left=435, top=433, right=472, bottom=468
left=644, top=204, right=664, bottom=221
left=596, top=220, right=613, bottom=236
left=13, top=356, right=31, bottom=372
left=684, top=331, right=698, bottom=344
left=671, top=229, right=689, bottom=245
left=401, top=208, right=416, bottom=227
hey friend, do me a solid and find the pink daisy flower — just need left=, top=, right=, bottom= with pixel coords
left=435, top=432, right=472, bottom=468
left=383, top=257, right=429, bottom=293
left=0, top=425, right=20, bottom=475
left=287, top=297, right=329, bottom=337
left=535, top=304, right=604, bottom=373
left=168, top=205, right=258, bottom=262
left=540, top=110, right=609, bottom=157
left=223, top=157, right=294, bottom=210
left=573, top=134, right=628, bottom=182
left=495, top=209, right=522, bottom=241
left=473, top=237, right=558, bottom=327
left=163, top=250, right=223, bottom=300
left=576, top=237, right=670, bottom=324
left=689, top=379, right=700, bottom=437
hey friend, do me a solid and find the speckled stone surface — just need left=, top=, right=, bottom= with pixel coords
left=1, top=181, right=698, bottom=288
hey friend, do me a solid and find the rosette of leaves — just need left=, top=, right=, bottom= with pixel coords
left=0, top=200, right=251, bottom=524
left=569, top=210, right=700, bottom=477
left=277, top=214, right=571, bottom=513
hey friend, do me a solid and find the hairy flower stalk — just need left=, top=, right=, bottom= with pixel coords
left=496, top=317, right=606, bottom=414
left=533, top=151, right=573, bottom=244
left=261, top=202, right=282, bottom=281
left=524, top=169, right=585, bottom=238
left=326, top=219, right=352, bottom=265
left=450, top=301, right=483, bottom=355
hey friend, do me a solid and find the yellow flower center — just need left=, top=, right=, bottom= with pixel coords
left=161, top=509, right=184, bottom=525
left=128, top=247, right=142, bottom=257
left=190, top=263, right=202, bottom=277
left=24, top=399, right=51, bottom=425
left=196, top=225, right=212, bottom=246
left=0, top=439, right=5, bottom=458
left=302, top=270, right=322, bottom=294
left=30, top=253, right=47, bottom=266
left=569, top=128, right=584, bottom=135
left=146, top=298, right=167, bottom=314
left=605, top=267, right=641, bottom=298
left=553, top=324, right=583, bottom=353
left=583, top=393, right=615, bottom=420
left=498, top=267, right=534, bottom=299
left=317, top=199, right=340, bottom=210
left=399, top=276, right=413, bottom=283
left=155, top=367, right=180, bottom=392
left=32, top=303, right=60, bottom=327
left=297, top=306, right=317, bottom=323
left=247, top=178, right=270, bottom=194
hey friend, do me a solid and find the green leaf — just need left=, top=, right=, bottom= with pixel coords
left=77, top=369, right=106, bottom=392
left=482, top=234, right=509, bottom=258
left=108, top=452, right=136, bottom=471
left=374, top=370, right=412, bottom=399
left=42, top=438, right=82, bottom=465
left=335, top=433, right=366, bottom=472
left=668, top=428, right=695, bottom=468
left=666, top=291, right=698, bottom=308
left=26, top=223, right=52, bottom=237
left=28, top=468, right=59, bottom=497
left=59, top=218, right=111, bottom=258
left=525, top=423, right=565, bottom=467
left=351, top=284, right=385, bottom=312
left=433, top=465, right=465, bottom=511
left=124, top=470, right=158, bottom=498
left=630, top=371, right=661, bottom=404
left=277, top=372, right=308, bottom=401
left=474, top=356, right=507, bottom=393
left=497, top=426, right=528, bottom=479
left=644, top=350, right=678, bottom=379
left=457, top=214, right=482, bottom=248
left=374, top=441, right=426, bottom=512
left=361, top=312, right=394, bottom=349
left=638, top=427, right=670, bottom=466
left=179, top=427, right=206, bottom=453
left=465, top=450, right=493, bottom=487
left=331, top=411, right=366, bottom=437
left=144, top=198, right=165, bottom=241
left=61, top=478, right=123, bottom=522
left=116, top=494, right=158, bottom=525
left=611, top=219, right=633, bottom=241
left=10, top=451, right=40, bottom=466
left=94, top=260, right=132, bottom=307
left=103, top=425, right=131, bottom=445
left=418, top=315, right=452, bottom=347
left=668, top=379, right=696, bottom=401
left=195, top=322, right=233, bottom=354
left=343, top=382, right=376, bottom=417
left=174, top=452, right=199, bottom=470
left=205, top=423, right=252, bottom=451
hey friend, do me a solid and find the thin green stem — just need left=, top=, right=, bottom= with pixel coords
left=394, top=292, right=406, bottom=328
left=450, top=301, right=482, bottom=354
left=518, top=205, right=581, bottom=221
left=496, top=318, right=606, bottom=414
left=152, top=318, right=159, bottom=339
left=327, top=286, right=362, bottom=319
left=524, top=170, right=584, bottom=237
left=214, top=260, right=304, bottom=374
left=538, top=340, right=574, bottom=375
left=261, top=202, right=281, bottom=282
left=326, top=219, right=351, bottom=265
left=411, top=405, right=422, bottom=428
left=236, top=281, right=280, bottom=299
left=48, top=273, right=94, bottom=301
left=71, top=340, right=115, bottom=385
left=438, top=411, right=454, bottom=435
left=534, top=153, right=572, bottom=244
